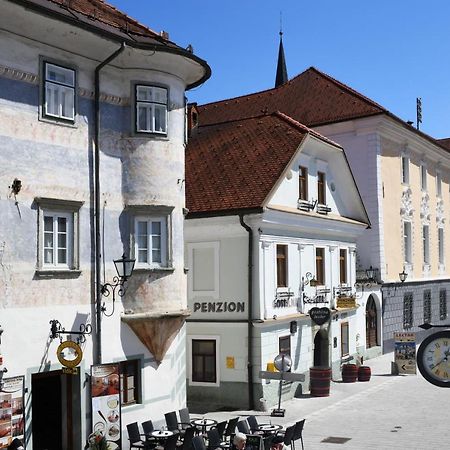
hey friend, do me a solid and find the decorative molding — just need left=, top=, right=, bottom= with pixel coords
left=436, top=199, right=445, bottom=225
left=78, top=87, right=130, bottom=106
left=420, top=192, right=430, bottom=223
left=0, top=64, right=38, bottom=84
left=400, top=187, right=414, bottom=219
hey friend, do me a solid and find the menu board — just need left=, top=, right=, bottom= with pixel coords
left=0, top=376, right=25, bottom=449
left=91, top=364, right=121, bottom=449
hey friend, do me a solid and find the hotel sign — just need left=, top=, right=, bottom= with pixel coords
left=336, top=297, right=357, bottom=309
left=193, top=301, right=245, bottom=313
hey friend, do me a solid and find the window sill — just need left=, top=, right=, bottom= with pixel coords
left=39, top=115, right=77, bottom=128
left=134, top=266, right=175, bottom=273
left=35, top=269, right=81, bottom=278
left=129, top=133, right=170, bottom=141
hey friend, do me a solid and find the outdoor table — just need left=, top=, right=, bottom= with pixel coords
left=191, top=418, right=217, bottom=434
left=257, top=424, right=282, bottom=435
left=151, top=430, right=175, bottom=442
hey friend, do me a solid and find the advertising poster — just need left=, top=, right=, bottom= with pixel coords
left=394, top=332, right=416, bottom=374
left=0, top=376, right=25, bottom=449
left=91, top=364, right=121, bottom=449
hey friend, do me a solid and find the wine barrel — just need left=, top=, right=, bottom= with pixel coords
left=310, top=366, right=332, bottom=397
left=342, top=363, right=358, bottom=383
left=358, top=365, right=371, bottom=382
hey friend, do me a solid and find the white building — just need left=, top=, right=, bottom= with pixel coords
left=0, top=0, right=209, bottom=448
left=184, top=111, right=370, bottom=410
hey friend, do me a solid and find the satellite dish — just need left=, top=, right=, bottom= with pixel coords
left=274, top=353, right=292, bottom=372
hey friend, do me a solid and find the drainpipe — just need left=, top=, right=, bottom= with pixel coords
left=239, top=214, right=254, bottom=410
left=94, top=43, right=126, bottom=365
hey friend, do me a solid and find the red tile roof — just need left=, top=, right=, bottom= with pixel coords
left=437, top=138, right=450, bottom=151
left=199, top=67, right=385, bottom=127
left=186, top=112, right=340, bottom=215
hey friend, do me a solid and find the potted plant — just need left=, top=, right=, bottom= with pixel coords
left=86, top=431, right=109, bottom=450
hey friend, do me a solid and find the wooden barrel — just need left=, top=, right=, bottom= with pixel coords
left=358, top=365, right=371, bottom=382
left=310, top=366, right=332, bottom=397
left=342, top=363, right=358, bottom=382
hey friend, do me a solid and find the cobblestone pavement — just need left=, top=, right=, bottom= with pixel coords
left=205, top=352, right=450, bottom=449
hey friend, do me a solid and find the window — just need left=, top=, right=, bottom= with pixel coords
left=188, top=242, right=220, bottom=298
left=403, top=222, right=412, bottom=264
left=317, top=171, right=326, bottom=205
left=436, top=172, right=442, bottom=197
left=403, top=293, right=413, bottom=329
left=440, top=289, right=447, bottom=320
left=36, top=198, right=82, bottom=272
left=191, top=339, right=217, bottom=383
left=423, top=290, right=431, bottom=324
left=119, top=359, right=141, bottom=406
left=299, top=166, right=308, bottom=201
left=135, top=85, right=168, bottom=134
left=423, top=225, right=430, bottom=265
left=276, top=244, right=288, bottom=288
left=339, top=249, right=347, bottom=284
left=401, top=155, right=410, bottom=184
left=132, top=206, right=173, bottom=270
left=438, top=228, right=444, bottom=265
left=316, top=248, right=325, bottom=285
left=420, top=163, right=427, bottom=191
left=43, top=62, right=75, bottom=121
left=341, top=322, right=349, bottom=356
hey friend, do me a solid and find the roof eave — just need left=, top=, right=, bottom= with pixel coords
left=186, top=207, right=264, bottom=220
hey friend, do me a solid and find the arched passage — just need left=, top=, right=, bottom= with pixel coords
left=313, top=328, right=329, bottom=367
left=366, top=295, right=378, bottom=348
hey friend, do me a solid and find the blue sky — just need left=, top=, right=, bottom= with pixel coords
left=110, top=1, right=450, bottom=139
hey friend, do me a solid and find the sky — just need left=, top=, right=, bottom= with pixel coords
left=109, top=1, right=450, bottom=139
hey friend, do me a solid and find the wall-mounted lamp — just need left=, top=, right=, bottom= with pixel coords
left=302, top=272, right=318, bottom=290
left=10, top=178, right=22, bottom=195
left=100, top=254, right=135, bottom=317
left=399, top=269, right=408, bottom=283
left=365, top=266, right=375, bottom=282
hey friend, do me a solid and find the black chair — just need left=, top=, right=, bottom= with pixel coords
left=142, top=420, right=157, bottom=446
left=179, top=407, right=197, bottom=432
left=165, top=411, right=182, bottom=436
left=223, top=417, right=239, bottom=442
left=291, top=420, right=305, bottom=450
left=179, top=426, right=196, bottom=450
left=127, top=422, right=151, bottom=450
left=236, top=420, right=251, bottom=435
left=215, top=420, right=227, bottom=439
left=282, top=425, right=296, bottom=450
left=246, top=416, right=259, bottom=434
left=192, top=435, right=208, bottom=450
left=207, top=428, right=225, bottom=450
left=164, top=434, right=179, bottom=450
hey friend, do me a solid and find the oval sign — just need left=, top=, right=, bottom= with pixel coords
left=309, top=307, right=331, bottom=326
left=57, top=340, right=83, bottom=368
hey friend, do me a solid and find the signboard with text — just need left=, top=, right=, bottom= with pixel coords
left=0, top=376, right=25, bottom=449
left=91, top=363, right=121, bottom=449
left=394, top=332, right=416, bottom=374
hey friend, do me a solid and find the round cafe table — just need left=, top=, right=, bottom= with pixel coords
left=257, top=424, right=283, bottom=435
left=191, top=418, right=217, bottom=434
left=151, top=430, right=175, bottom=441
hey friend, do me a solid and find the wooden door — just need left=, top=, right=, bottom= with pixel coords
left=366, top=295, right=378, bottom=348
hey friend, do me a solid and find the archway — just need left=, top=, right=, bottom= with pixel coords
left=313, top=328, right=329, bottom=367
left=366, top=295, right=378, bottom=348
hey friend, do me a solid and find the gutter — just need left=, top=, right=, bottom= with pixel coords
left=93, top=43, right=126, bottom=365
left=239, top=214, right=255, bottom=411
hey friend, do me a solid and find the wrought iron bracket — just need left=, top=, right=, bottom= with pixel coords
left=419, top=323, right=450, bottom=330
left=100, top=276, right=127, bottom=317
left=49, top=319, right=92, bottom=344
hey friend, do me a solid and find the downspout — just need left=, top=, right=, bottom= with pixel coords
left=94, top=43, right=126, bottom=365
left=239, top=214, right=255, bottom=410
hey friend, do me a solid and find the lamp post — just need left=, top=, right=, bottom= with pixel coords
left=100, top=254, right=135, bottom=317
left=399, top=269, right=408, bottom=283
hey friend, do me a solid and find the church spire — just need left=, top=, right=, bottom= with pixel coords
left=275, top=19, right=288, bottom=88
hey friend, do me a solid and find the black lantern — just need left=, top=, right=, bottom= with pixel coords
left=399, top=269, right=408, bottom=283
left=366, top=266, right=375, bottom=282
left=101, top=254, right=136, bottom=317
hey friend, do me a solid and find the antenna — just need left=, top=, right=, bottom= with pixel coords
left=416, top=97, right=422, bottom=130
left=279, top=11, right=283, bottom=36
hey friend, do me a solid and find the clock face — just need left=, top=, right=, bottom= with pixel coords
left=417, top=330, right=450, bottom=387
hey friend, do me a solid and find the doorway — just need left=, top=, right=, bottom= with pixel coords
left=31, top=370, right=81, bottom=450
left=366, top=295, right=378, bottom=348
left=313, top=328, right=329, bottom=367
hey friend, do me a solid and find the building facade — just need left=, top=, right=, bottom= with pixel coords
left=185, top=112, right=370, bottom=410
left=0, top=1, right=209, bottom=448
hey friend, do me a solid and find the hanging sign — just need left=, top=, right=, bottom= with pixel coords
left=336, top=297, right=357, bottom=309
left=57, top=340, right=83, bottom=369
left=91, top=364, right=121, bottom=449
left=0, top=376, right=25, bottom=449
left=309, top=307, right=331, bottom=326
left=394, top=332, right=416, bottom=374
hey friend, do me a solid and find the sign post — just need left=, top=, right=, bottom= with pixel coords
left=394, top=332, right=416, bottom=374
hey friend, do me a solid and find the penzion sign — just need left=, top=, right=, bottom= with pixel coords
left=193, top=301, right=245, bottom=313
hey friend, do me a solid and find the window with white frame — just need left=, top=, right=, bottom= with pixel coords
left=436, top=172, right=442, bottom=197
left=276, top=244, right=288, bottom=288
left=403, top=221, right=412, bottom=264
left=189, top=337, right=219, bottom=385
left=420, top=163, right=427, bottom=191
left=135, top=217, right=168, bottom=267
left=439, top=227, right=444, bottom=265
left=401, top=155, right=410, bottom=185
left=341, top=322, right=349, bottom=356
left=339, top=249, right=347, bottom=284
left=36, top=198, right=82, bottom=272
left=423, top=224, right=430, bottom=265
left=188, top=242, right=220, bottom=298
left=135, top=85, right=168, bottom=134
left=43, top=62, right=75, bottom=121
